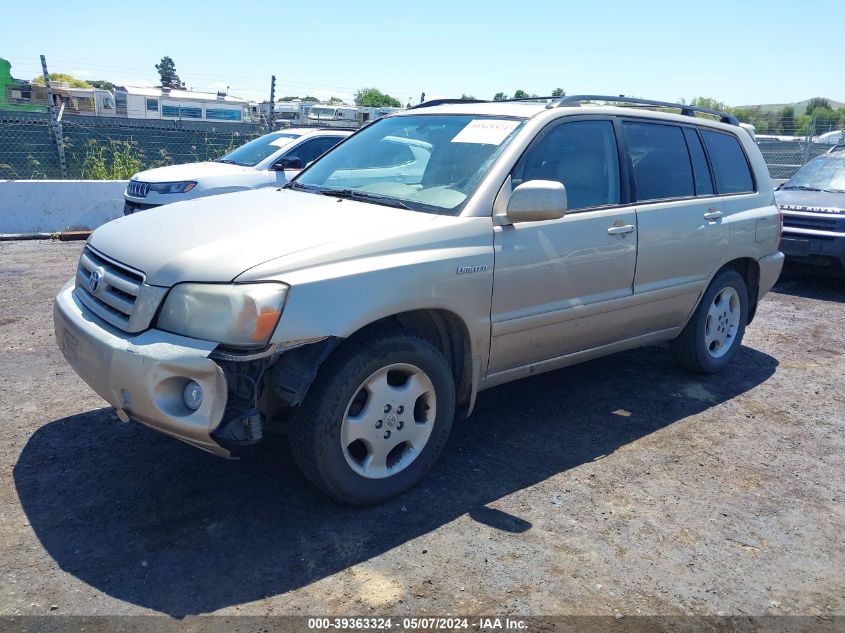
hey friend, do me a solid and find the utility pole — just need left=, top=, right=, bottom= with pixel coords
left=41, top=55, right=67, bottom=179
left=268, top=75, right=276, bottom=132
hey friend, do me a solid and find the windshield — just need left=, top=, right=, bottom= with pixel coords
left=293, top=114, right=525, bottom=214
left=217, top=132, right=301, bottom=166
left=783, top=155, right=845, bottom=192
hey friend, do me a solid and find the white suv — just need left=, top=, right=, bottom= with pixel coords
left=123, top=128, right=351, bottom=214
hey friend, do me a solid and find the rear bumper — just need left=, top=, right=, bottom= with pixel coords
left=758, top=251, right=785, bottom=298
left=53, top=282, right=230, bottom=457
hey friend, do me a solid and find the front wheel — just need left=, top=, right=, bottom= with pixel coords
left=289, top=330, right=455, bottom=505
left=670, top=269, right=748, bottom=373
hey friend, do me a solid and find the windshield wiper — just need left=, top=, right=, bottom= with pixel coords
left=823, top=188, right=845, bottom=193
left=216, top=159, right=238, bottom=164
left=319, top=188, right=412, bottom=210
left=283, top=181, right=317, bottom=191
left=781, top=185, right=822, bottom=191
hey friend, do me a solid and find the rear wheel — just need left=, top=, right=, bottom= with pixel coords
left=670, top=269, right=748, bottom=373
left=289, top=330, right=455, bottom=505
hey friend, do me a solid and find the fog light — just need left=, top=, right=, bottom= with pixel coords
left=183, top=381, right=203, bottom=411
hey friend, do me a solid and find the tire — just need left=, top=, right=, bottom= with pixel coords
left=289, top=329, right=455, bottom=505
left=670, top=269, right=749, bottom=374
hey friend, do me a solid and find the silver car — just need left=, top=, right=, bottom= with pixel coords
left=54, top=96, right=784, bottom=504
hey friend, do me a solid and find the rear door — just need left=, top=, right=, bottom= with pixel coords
left=623, top=121, right=729, bottom=326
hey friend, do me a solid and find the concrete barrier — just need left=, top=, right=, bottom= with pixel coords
left=0, top=180, right=127, bottom=233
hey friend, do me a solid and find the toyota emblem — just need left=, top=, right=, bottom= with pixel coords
left=88, top=268, right=104, bottom=294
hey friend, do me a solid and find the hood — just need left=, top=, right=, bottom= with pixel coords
left=89, top=188, right=456, bottom=286
left=132, top=161, right=258, bottom=182
left=775, top=188, right=845, bottom=214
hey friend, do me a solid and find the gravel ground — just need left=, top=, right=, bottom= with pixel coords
left=0, top=240, right=842, bottom=619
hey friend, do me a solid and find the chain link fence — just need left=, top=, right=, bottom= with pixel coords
left=756, top=139, right=841, bottom=180
left=0, top=112, right=267, bottom=180
left=738, top=111, right=843, bottom=179
left=1, top=110, right=841, bottom=181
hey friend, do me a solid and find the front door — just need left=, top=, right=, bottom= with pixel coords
left=489, top=118, right=638, bottom=375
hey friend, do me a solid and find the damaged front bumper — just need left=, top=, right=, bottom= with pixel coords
left=53, top=282, right=233, bottom=457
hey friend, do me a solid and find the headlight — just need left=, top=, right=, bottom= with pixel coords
left=157, top=283, right=288, bottom=347
left=149, top=181, right=197, bottom=194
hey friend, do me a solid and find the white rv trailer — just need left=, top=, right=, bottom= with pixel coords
left=308, top=104, right=359, bottom=125
left=114, top=86, right=252, bottom=123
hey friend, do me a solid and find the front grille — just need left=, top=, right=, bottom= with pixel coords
left=74, top=247, right=144, bottom=331
left=783, top=215, right=840, bottom=231
left=126, top=180, right=151, bottom=198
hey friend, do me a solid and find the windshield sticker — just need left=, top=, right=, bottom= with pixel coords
left=451, top=119, right=520, bottom=145
left=269, top=137, right=295, bottom=148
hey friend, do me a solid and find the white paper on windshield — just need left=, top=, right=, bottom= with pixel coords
left=451, top=119, right=520, bottom=145
left=269, top=137, right=295, bottom=148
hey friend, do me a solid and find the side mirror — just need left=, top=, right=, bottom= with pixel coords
left=506, top=180, right=567, bottom=223
left=272, top=156, right=303, bottom=171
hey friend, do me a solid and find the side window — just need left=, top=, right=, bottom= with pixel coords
left=513, top=120, right=621, bottom=211
left=682, top=128, right=714, bottom=196
left=623, top=122, right=694, bottom=201
left=285, top=137, right=339, bottom=165
left=701, top=130, right=754, bottom=194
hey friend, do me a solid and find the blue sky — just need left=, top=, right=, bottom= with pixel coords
left=3, top=0, right=842, bottom=106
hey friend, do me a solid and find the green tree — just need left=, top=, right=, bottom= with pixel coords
left=88, top=80, right=115, bottom=91
left=780, top=106, right=796, bottom=135
left=690, top=96, right=728, bottom=111
left=513, top=89, right=529, bottom=99
left=460, top=93, right=476, bottom=100
left=279, top=95, right=319, bottom=102
left=493, top=92, right=508, bottom=101
left=31, top=73, right=92, bottom=88
left=551, top=87, right=565, bottom=97
left=354, top=87, right=401, bottom=107
left=328, top=96, right=345, bottom=104
left=804, top=97, right=831, bottom=115
left=811, top=107, right=839, bottom=133
left=155, top=56, right=185, bottom=89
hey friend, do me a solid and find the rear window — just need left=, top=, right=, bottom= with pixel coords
left=623, top=122, right=694, bottom=202
left=701, top=130, right=754, bottom=194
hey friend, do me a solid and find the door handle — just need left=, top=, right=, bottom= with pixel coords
left=704, top=208, right=724, bottom=221
left=607, top=224, right=636, bottom=235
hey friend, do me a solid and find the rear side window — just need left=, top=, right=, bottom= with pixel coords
left=623, top=122, right=694, bottom=202
left=701, top=130, right=754, bottom=194
left=682, top=128, right=714, bottom=196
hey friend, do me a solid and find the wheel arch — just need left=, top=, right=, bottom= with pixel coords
left=268, top=308, right=476, bottom=418
left=721, top=257, right=761, bottom=323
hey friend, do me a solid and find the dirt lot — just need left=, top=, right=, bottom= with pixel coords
left=0, top=240, right=842, bottom=619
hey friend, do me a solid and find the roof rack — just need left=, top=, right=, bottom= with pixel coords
left=409, top=98, right=487, bottom=109
left=410, top=94, right=740, bottom=126
left=827, top=144, right=845, bottom=154
left=547, top=95, right=739, bottom=125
